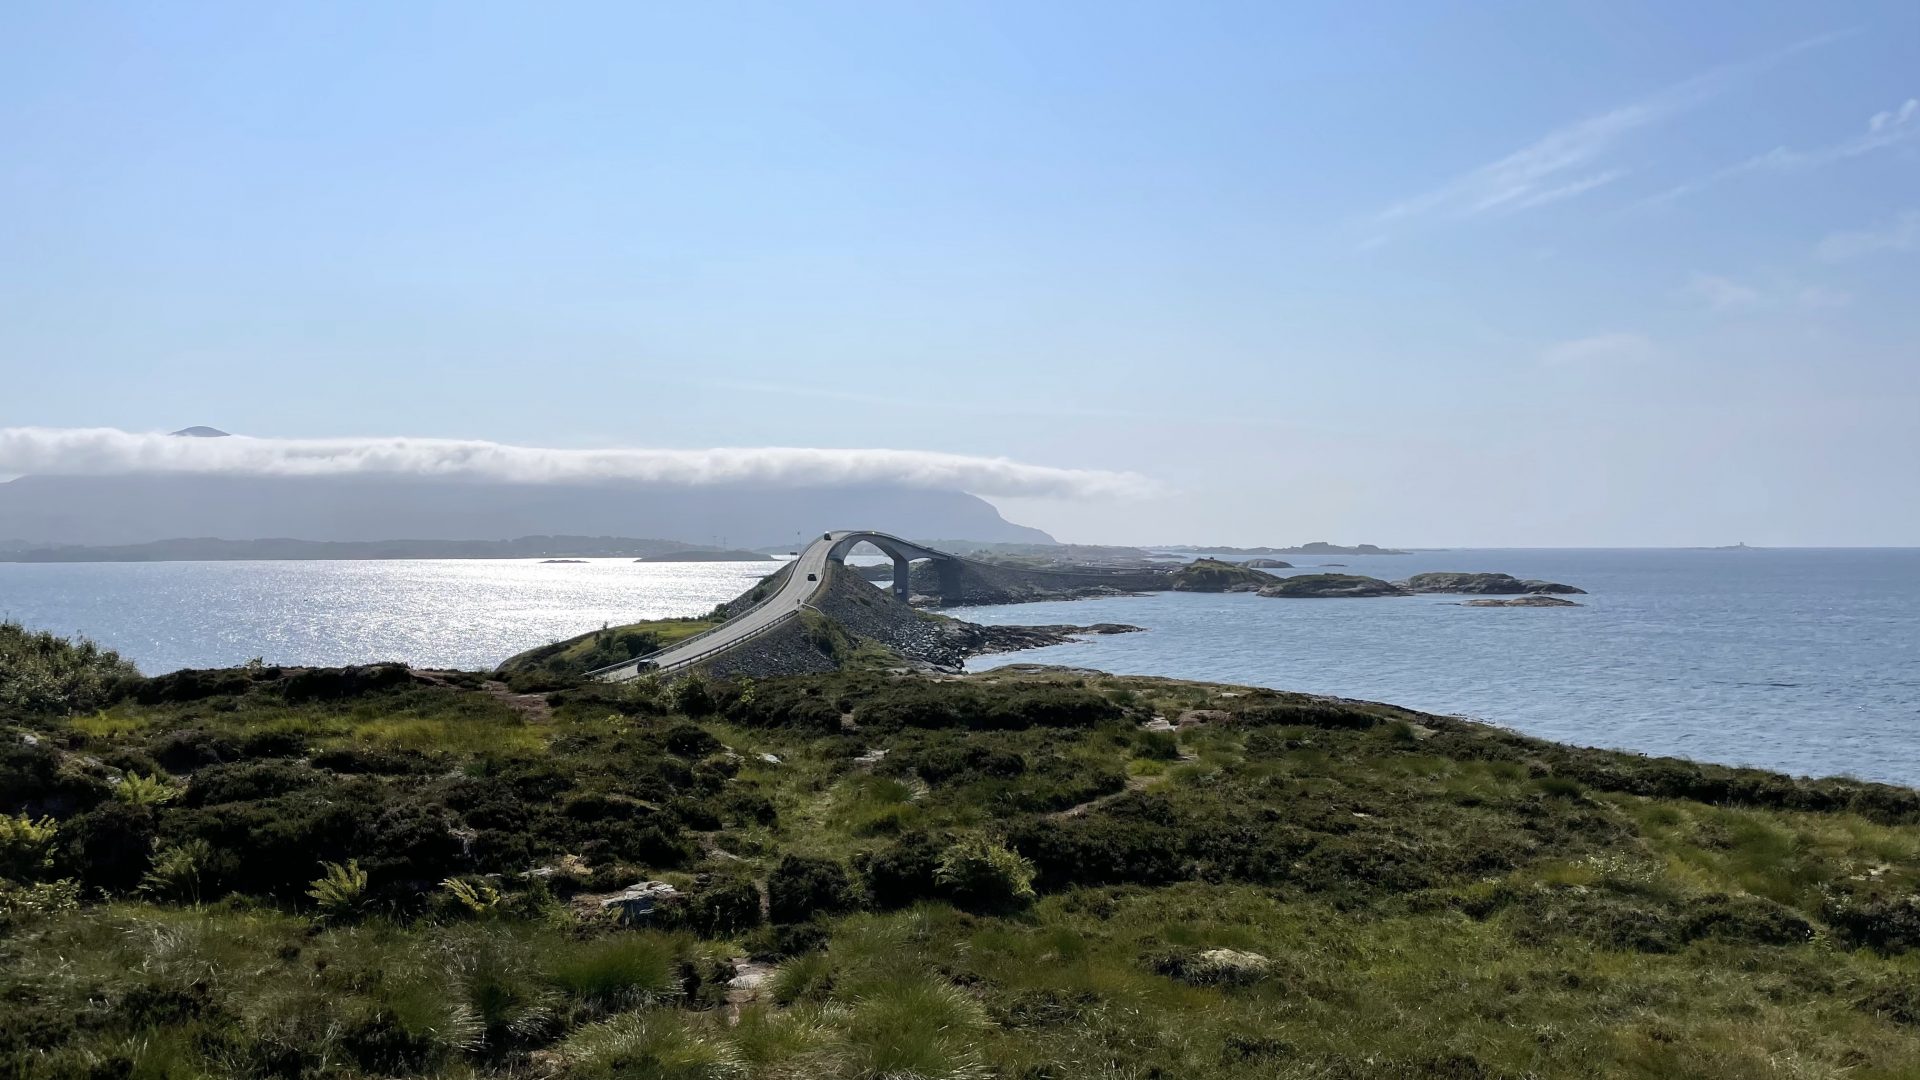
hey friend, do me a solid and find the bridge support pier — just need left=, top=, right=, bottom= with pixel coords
left=890, top=554, right=912, bottom=601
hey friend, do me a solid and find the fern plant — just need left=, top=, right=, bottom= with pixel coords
left=441, top=876, right=504, bottom=915
left=0, top=814, right=59, bottom=881
left=114, top=771, right=180, bottom=807
left=141, top=839, right=212, bottom=904
left=307, top=859, right=369, bottom=920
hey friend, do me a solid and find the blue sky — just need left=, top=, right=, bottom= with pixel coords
left=2, top=1, right=1916, bottom=545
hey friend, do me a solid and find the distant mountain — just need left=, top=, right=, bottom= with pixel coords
left=170, top=426, right=232, bottom=438
left=0, top=473, right=1055, bottom=549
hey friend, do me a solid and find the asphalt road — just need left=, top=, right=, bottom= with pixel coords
left=597, top=532, right=840, bottom=681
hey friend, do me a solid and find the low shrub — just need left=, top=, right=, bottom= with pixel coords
left=664, top=723, right=722, bottom=759
left=131, top=666, right=262, bottom=705
left=279, top=663, right=415, bottom=702
left=181, top=760, right=323, bottom=806
left=56, top=801, right=155, bottom=891
left=934, top=835, right=1036, bottom=911
left=1856, top=977, right=1920, bottom=1027
left=767, top=854, right=858, bottom=924
left=0, top=622, right=140, bottom=713
left=1234, top=699, right=1381, bottom=731
left=1680, top=892, right=1813, bottom=945
left=681, top=878, right=764, bottom=937
left=854, top=683, right=1125, bottom=732
left=857, top=832, right=944, bottom=909
left=1823, top=890, right=1920, bottom=954
left=0, top=740, right=109, bottom=817
left=149, top=728, right=243, bottom=772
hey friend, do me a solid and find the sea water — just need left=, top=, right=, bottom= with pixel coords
left=2, top=548, right=1916, bottom=785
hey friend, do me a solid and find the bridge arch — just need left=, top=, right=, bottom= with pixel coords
left=823, top=530, right=954, bottom=602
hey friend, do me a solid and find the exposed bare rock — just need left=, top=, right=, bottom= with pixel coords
left=1404, top=572, right=1585, bottom=595
left=1258, top=573, right=1410, bottom=598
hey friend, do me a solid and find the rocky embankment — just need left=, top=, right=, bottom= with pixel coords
left=806, top=567, right=1141, bottom=672
left=1404, top=572, right=1585, bottom=595
left=951, top=621, right=1144, bottom=656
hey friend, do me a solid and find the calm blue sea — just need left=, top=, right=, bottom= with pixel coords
left=953, top=549, right=1920, bottom=787
left=2, top=549, right=1917, bottom=786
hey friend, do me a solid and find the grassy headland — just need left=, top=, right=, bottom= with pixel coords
left=499, top=618, right=723, bottom=684
left=5, top=625, right=1920, bottom=1078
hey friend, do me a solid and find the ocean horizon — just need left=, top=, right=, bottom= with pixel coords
left=5, top=546, right=1917, bottom=785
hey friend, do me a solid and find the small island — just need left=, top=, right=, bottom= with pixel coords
left=1276, top=540, right=1411, bottom=556
left=539, top=558, right=588, bottom=564
left=1258, top=573, right=1411, bottom=598
left=1159, top=541, right=1410, bottom=557
left=1403, top=572, right=1585, bottom=595
left=1167, top=558, right=1281, bottom=592
left=1462, top=596, right=1583, bottom=607
left=635, top=549, right=778, bottom=563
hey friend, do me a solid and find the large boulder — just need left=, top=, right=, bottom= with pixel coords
left=1258, top=574, right=1410, bottom=598
left=1403, top=572, right=1585, bottom=595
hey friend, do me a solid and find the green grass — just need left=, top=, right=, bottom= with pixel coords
left=547, top=932, right=686, bottom=1008
left=498, top=617, right=723, bottom=679
left=8, top=655, right=1920, bottom=1077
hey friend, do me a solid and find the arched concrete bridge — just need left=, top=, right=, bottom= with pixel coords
left=591, top=529, right=1166, bottom=681
left=826, top=529, right=951, bottom=602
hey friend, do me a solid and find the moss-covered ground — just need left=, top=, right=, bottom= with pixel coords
left=6, top=626, right=1920, bottom=1078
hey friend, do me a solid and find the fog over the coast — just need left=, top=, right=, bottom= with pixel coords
left=0, top=428, right=1151, bottom=500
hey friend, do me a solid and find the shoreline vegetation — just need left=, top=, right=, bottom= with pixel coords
left=5, top=619, right=1920, bottom=1077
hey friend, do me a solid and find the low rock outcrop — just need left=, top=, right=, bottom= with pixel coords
left=1258, top=574, right=1411, bottom=598
left=1461, top=596, right=1582, bottom=608
left=1168, top=558, right=1280, bottom=592
left=1243, top=558, right=1294, bottom=568
left=1403, top=572, right=1585, bottom=595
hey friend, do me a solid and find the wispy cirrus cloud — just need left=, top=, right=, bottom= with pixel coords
left=1676, top=271, right=1852, bottom=311
left=0, top=428, right=1156, bottom=499
left=1541, top=332, right=1657, bottom=367
left=1817, top=209, right=1920, bottom=261
left=1373, top=31, right=1848, bottom=230
left=1680, top=272, right=1762, bottom=311
left=1638, top=98, right=1920, bottom=209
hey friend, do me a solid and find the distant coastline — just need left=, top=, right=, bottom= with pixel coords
left=1157, top=541, right=1412, bottom=557
left=637, top=548, right=778, bottom=562
left=0, top=535, right=700, bottom=563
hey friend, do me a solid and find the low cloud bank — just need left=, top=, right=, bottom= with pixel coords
left=0, top=428, right=1151, bottom=499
